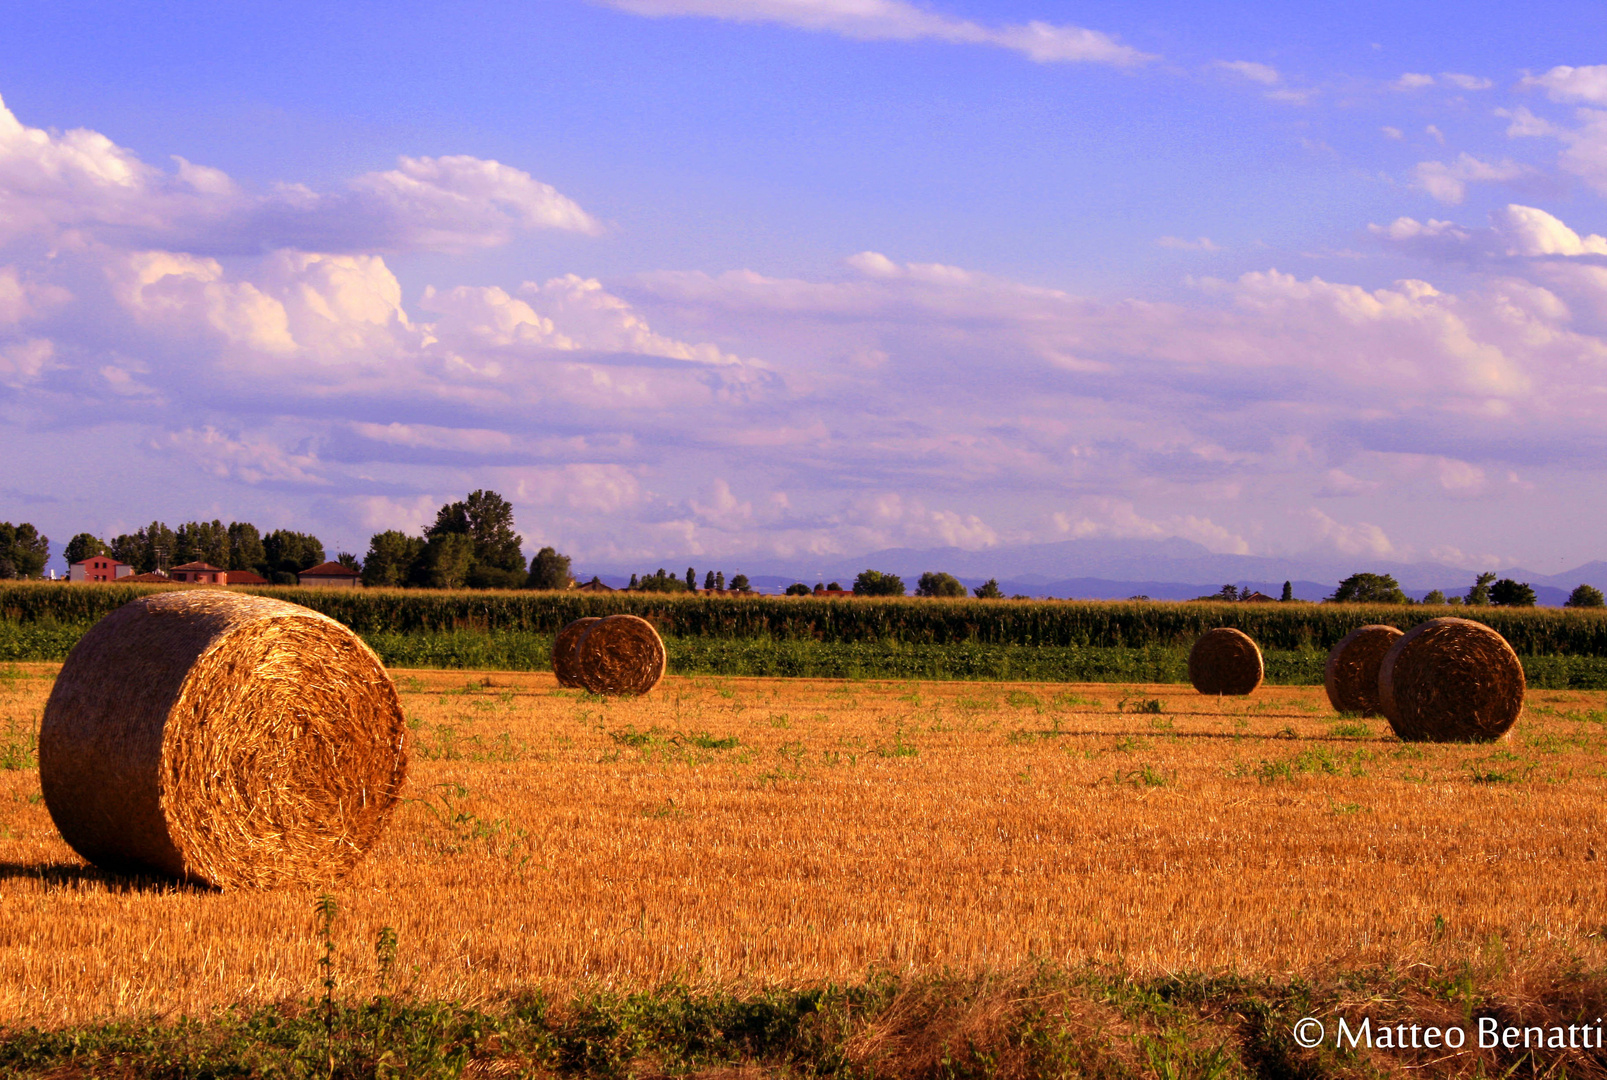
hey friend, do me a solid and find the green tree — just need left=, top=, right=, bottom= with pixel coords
left=729, top=573, right=751, bottom=592
left=263, top=530, right=326, bottom=580
left=715, top=571, right=725, bottom=590
left=1465, top=571, right=1497, bottom=606
left=227, top=522, right=266, bottom=572
left=827, top=582, right=843, bottom=592
left=1565, top=584, right=1606, bottom=608
left=784, top=582, right=810, bottom=595
left=916, top=571, right=968, bottom=598
left=526, top=547, right=572, bottom=590
left=0, top=523, right=49, bottom=579
left=852, top=569, right=905, bottom=597
left=175, top=520, right=231, bottom=567
left=704, top=570, right=716, bottom=590
left=633, top=567, right=688, bottom=593
left=111, top=522, right=176, bottom=573
left=973, top=578, right=1004, bottom=599
left=428, top=490, right=526, bottom=585
left=1328, top=573, right=1407, bottom=604
left=1280, top=581, right=1293, bottom=602
left=1422, top=589, right=1447, bottom=605
left=415, top=533, right=475, bottom=589
left=686, top=567, right=697, bottom=590
left=336, top=551, right=362, bottom=572
left=361, top=531, right=425, bottom=587
left=1489, top=578, right=1537, bottom=607
left=63, top=533, right=109, bottom=566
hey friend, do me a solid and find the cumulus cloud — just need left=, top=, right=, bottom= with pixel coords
left=1308, top=509, right=1396, bottom=558
left=1370, top=203, right=1607, bottom=261
left=1411, top=153, right=1533, bottom=204
left=1521, top=64, right=1607, bottom=104
left=592, top=0, right=1153, bottom=66
left=0, top=93, right=597, bottom=253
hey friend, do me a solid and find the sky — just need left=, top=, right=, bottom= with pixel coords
left=4, top=0, right=1607, bottom=575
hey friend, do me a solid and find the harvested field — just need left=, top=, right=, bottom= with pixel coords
left=1, top=662, right=1605, bottom=1028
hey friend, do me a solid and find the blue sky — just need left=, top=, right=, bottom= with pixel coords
left=4, top=1, right=1607, bottom=573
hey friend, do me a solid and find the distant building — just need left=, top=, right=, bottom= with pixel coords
left=122, top=571, right=173, bottom=583
left=298, top=561, right=360, bottom=588
left=69, top=557, right=132, bottom=583
left=225, top=569, right=270, bottom=586
left=575, top=576, right=614, bottom=592
left=169, top=561, right=227, bottom=584
left=812, top=585, right=853, bottom=598
left=1240, top=591, right=1277, bottom=603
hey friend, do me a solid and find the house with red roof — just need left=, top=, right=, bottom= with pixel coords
left=69, top=556, right=133, bottom=583
left=170, top=561, right=227, bottom=584
left=298, top=561, right=361, bottom=588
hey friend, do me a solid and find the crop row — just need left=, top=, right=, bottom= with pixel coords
left=5, top=582, right=1607, bottom=654
left=5, top=622, right=1606, bottom=687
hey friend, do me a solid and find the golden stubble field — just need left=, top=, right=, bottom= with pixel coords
left=1, top=663, right=1605, bottom=1027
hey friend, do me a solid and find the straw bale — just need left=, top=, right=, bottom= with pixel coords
left=552, top=617, right=602, bottom=688
left=576, top=614, right=666, bottom=697
left=39, top=590, right=407, bottom=889
left=1188, top=627, right=1264, bottom=695
left=1324, top=624, right=1404, bottom=716
left=1378, top=617, right=1525, bottom=742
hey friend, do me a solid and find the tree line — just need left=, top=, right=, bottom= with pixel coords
left=0, top=489, right=577, bottom=590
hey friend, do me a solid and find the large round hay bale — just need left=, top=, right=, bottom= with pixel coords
left=39, top=591, right=407, bottom=889
left=1378, top=618, right=1524, bottom=742
left=1324, top=624, right=1404, bottom=716
left=1188, top=627, right=1263, bottom=695
left=552, top=617, right=601, bottom=687
left=576, top=614, right=666, bottom=696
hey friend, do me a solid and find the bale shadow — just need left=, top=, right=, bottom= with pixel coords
left=0, top=860, right=212, bottom=894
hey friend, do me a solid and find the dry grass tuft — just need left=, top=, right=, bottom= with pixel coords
left=1324, top=624, right=1403, bottom=717
left=1380, top=617, right=1526, bottom=742
left=577, top=614, right=666, bottom=697
left=1187, top=627, right=1263, bottom=695
left=37, top=591, right=407, bottom=889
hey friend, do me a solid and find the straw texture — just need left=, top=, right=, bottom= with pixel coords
left=576, top=614, right=667, bottom=697
left=1324, top=624, right=1404, bottom=716
left=552, top=617, right=602, bottom=688
left=1188, top=627, right=1264, bottom=696
left=1378, top=617, right=1525, bottom=743
left=39, top=591, right=408, bottom=889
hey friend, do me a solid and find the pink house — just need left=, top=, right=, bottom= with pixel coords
left=69, top=557, right=133, bottom=583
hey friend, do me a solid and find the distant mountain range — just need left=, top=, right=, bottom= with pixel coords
left=581, top=537, right=1607, bottom=606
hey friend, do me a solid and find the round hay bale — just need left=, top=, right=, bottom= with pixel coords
left=1188, top=627, right=1264, bottom=695
left=576, top=614, right=666, bottom=697
left=552, top=617, right=602, bottom=687
left=1378, top=618, right=1524, bottom=742
left=1324, top=624, right=1404, bottom=716
left=39, top=590, right=408, bottom=889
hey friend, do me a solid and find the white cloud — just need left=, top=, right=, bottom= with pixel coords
left=592, top=0, right=1154, bottom=66
left=0, top=267, right=71, bottom=324
left=1521, top=65, right=1607, bottom=104
left=1425, top=124, right=1445, bottom=145
left=1308, top=509, right=1396, bottom=558
left=1315, top=469, right=1379, bottom=497
left=1440, top=73, right=1492, bottom=91
left=1394, top=73, right=1435, bottom=90
left=1492, top=204, right=1607, bottom=256
left=159, top=427, right=328, bottom=485
left=1382, top=126, right=1403, bottom=140
left=1156, top=235, right=1221, bottom=252
left=0, top=337, right=54, bottom=388
left=1051, top=498, right=1250, bottom=555
left=1411, top=153, right=1532, bottom=204
left=1214, top=60, right=1280, bottom=85
left=0, top=92, right=597, bottom=253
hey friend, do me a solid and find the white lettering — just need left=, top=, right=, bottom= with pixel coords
left=1479, top=1017, right=1500, bottom=1048
left=1336, top=1017, right=1371, bottom=1049
left=1504, top=1026, right=1519, bottom=1049
left=1445, top=1026, right=1466, bottom=1049
left=1548, top=1028, right=1564, bottom=1049
left=1424, top=1027, right=1441, bottom=1049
